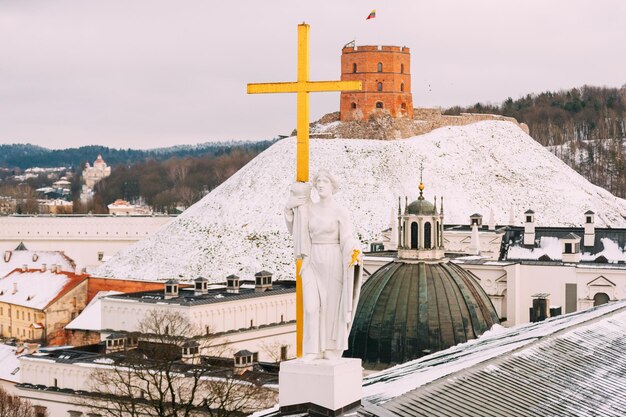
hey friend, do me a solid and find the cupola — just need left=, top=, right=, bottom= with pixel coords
left=470, top=213, right=483, bottom=227
left=181, top=340, right=200, bottom=364
left=254, top=270, right=273, bottom=292
left=397, top=171, right=444, bottom=260
left=164, top=280, right=179, bottom=299
left=561, top=233, right=581, bottom=263
left=194, top=276, right=209, bottom=295
left=226, top=274, right=240, bottom=294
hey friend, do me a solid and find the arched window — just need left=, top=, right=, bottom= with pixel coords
left=400, top=83, right=404, bottom=92
left=401, top=103, right=407, bottom=110
left=401, top=63, right=404, bottom=73
left=376, top=101, right=383, bottom=109
left=436, top=221, right=440, bottom=247
left=593, top=292, right=610, bottom=306
left=377, top=62, right=383, bottom=72
left=353, top=63, right=357, bottom=73
left=424, top=222, right=432, bottom=249
left=377, top=82, right=383, bottom=92
left=351, top=102, right=357, bottom=109
left=410, top=222, right=418, bottom=249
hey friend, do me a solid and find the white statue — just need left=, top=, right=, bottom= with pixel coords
left=285, top=170, right=363, bottom=360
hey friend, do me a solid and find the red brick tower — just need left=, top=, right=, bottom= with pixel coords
left=340, top=45, right=413, bottom=121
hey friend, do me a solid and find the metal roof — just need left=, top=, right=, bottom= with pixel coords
left=358, top=300, right=626, bottom=416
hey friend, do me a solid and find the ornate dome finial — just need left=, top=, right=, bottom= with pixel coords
left=418, top=162, right=425, bottom=198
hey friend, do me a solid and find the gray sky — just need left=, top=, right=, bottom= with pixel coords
left=1, top=0, right=625, bottom=149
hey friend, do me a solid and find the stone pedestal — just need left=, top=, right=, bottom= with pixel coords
left=279, top=358, right=362, bottom=415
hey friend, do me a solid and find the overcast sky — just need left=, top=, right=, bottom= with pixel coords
left=1, top=1, right=625, bottom=149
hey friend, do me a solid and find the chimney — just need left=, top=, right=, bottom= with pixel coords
left=254, top=271, right=273, bottom=292
left=488, top=207, right=496, bottom=230
left=194, top=277, right=209, bottom=295
left=469, top=213, right=483, bottom=228
left=164, top=280, right=179, bottom=299
left=469, top=224, right=481, bottom=255
left=4, top=251, right=11, bottom=262
left=12, top=282, right=18, bottom=295
left=523, top=209, right=535, bottom=246
left=530, top=293, right=550, bottom=322
left=22, top=264, right=27, bottom=272
left=584, top=210, right=595, bottom=248
left=226, top=275, right=240, bottom=294
left=41, top=263, right=47, bottom=272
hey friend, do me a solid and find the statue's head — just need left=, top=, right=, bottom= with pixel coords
left=313, top=169, right=340, bottom=196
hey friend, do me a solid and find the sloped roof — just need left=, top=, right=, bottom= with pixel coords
left=358, top=300, right=626, bottom=416
left=0, top=344, right=21, bottom=383
left=66, top=290, right=122, bottom=331
left=1, top=249, right=76, bottom=278
left=0, top=269, right=88, bottom=310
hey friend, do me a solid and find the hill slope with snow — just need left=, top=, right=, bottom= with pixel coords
left=95, top=121, right=626, bottom=281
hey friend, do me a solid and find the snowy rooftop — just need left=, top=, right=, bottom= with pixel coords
left=358, top=300, right=626, bottom=416
left=0, top=344, right=21, bottom=383
left=1, top=247, right=75, bottom=278
left=96, top=121, right=626, bottom=282
left=65, top=291, right=122, bottom=331
left=0, top=269, right=87, bottom=310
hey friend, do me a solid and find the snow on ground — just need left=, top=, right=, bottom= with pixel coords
left=95, top=121, right=626, bottom=281
left=66, top=291, right=122, bottom=331
left=1, top=250, right=75, bottom=278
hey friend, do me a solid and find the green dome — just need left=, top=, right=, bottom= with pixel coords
left=346, top=261, right=500, bottom=369
left=407, top=197, right=436, bottom=215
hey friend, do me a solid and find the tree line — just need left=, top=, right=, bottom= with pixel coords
left=445, top=85, right=626, bottom=197
left=82, top=147, right=267, bottom=214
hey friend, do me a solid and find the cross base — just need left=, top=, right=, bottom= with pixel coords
left=279, top=358, right=362, bottom=415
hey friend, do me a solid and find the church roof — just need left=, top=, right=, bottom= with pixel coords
left=346, top=260, right=499, bottom=369
left=358, top=300, right=626, bottom=416
left=407, top=197, right=436, bottom=216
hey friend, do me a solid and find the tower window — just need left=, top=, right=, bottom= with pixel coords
left=400, top=83, right=404, bottom=92
left=351, top=102, right=357, bottom=109
left=410, top=222, right=418, bottom=249
left=401, top=103, right=406, bottom=110
left=353, top=63, right=357, bottom=73
left=376, top=101, right=383, bottom=109
left=377, top=82, right=383, bottom=92
left=377, top=62, right=383, bottom=72
left=401, top=63, right=404, bottom=73
left=424, top=222, right=432, bottom=249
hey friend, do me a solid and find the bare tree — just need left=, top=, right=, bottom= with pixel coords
left=87, top=311, right=277, bottom=417
left=0, top=386, right=48, bottom=417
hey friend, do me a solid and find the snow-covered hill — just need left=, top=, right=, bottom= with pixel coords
left=95, top=121, right=626, bottom=281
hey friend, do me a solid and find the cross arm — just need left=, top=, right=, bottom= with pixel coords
left=247, top=80, right=362, bottom=94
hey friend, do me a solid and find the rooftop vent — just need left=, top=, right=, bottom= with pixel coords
left=233, top=349, right=257, bottom=374
left=194, top=277, right=209, bottom=295
left=226, top=275, right=240, bottom=294
left=164, top=280, right=179, bottom=299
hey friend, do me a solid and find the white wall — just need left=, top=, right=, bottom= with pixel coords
left=0, top=215, right=173, bottom=267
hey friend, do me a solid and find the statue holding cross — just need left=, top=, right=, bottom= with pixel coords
left=248, top=23, right=363, bottom=359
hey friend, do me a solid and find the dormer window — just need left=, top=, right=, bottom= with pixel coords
left=565, top=243, right=572, bottom=253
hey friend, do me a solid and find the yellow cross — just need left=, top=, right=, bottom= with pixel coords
left=247, top=23, right=361, bottom=357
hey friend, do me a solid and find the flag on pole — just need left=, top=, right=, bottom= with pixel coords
left=366, top=9, right=376, bottom=20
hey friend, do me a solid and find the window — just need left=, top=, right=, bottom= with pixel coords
left=376, top=101, right=383, bottom=109
left=377, top=62, right=382, bottom=72
left=400, top=83, right=404, bottom=92
left=98, top=252, right=104, bottom=261
left=352, top=63, right=357, bottom=73
left=424, top=223, right=432, bottom=249
left=593, top=292, right=610, bottom=306
left=281, top=345, right=288, bottom=361
left=410, top=222, right=418, bottom=249
left=565, top=243, right=572, bottom=253
left=351, top=102, right=357, bottom=109
left=526, top=216, right=532, bottom=223
left=401, top=103, right=407, bottom=110
left=54, top=378, right=58, bottom=387
left=401, top=63, right=404, bottom=73
left=586, top=216, right=592, bottom=223
left=377, top=82, right=383, bottom=92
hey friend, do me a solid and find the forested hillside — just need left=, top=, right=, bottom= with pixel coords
left=445, top=85, right=626, bottom=197
left=0, top=141, right=275, bottom=170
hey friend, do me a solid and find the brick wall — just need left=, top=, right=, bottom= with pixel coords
left=340, top=45, right=413, bottom=121
left=87, top=277, right=166, bottom=302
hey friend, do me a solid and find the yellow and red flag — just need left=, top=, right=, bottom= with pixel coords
left=366, top=9, right=376, bottom=20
